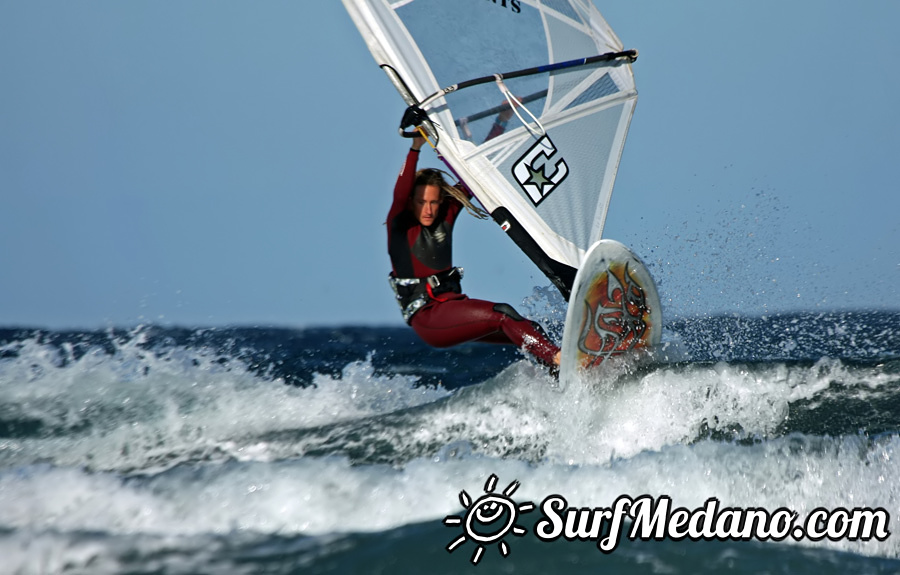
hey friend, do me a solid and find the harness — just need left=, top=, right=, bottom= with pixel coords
left=389, top=266, right=464, bottom=323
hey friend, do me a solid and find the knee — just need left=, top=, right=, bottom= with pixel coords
left=492, top=303, right=525, bottom=322
left=493, top=303, right=548, bottom=337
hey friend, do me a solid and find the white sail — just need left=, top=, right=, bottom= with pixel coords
left=343, top=0, right=638, bottom=297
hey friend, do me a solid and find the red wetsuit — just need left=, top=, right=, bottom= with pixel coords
left=387, top=148, right=560, bottom=367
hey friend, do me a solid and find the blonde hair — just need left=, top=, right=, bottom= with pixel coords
left=414, top=168, right=489, bottom=220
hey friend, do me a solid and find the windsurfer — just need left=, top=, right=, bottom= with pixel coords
left=387, top=136, right=561, bottom=370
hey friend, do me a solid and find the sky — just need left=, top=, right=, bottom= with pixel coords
left=1, top=1, right=898, bottom=330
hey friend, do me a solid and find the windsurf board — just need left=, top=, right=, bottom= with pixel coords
left=559, top=239, right=662, bottom=383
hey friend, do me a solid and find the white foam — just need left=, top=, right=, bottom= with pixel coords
left=0, top=530, right=268, bottom=575
left=5, top=328, right=890, bottom=473
left=0, top=433, right=897, bottom=563
left=372, top=356, right=890, bottom=469
left=2, top=332, right=898, bottom=569
left=0, top=335, right=449, bottom=471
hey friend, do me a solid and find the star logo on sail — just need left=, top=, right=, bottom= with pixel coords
left=525, top=164, right=551, bottom=194
left=512, top=135, right=569, bottom=206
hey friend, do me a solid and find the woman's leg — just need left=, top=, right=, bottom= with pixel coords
left=410, top=297, right=560, bottom=366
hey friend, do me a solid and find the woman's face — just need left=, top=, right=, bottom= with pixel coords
left=410, top=184, right=441, bottom=226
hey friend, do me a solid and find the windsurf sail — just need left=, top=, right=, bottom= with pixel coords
left=342, top=0, right=638, bottom=298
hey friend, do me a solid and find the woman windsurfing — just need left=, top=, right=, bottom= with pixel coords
left=387, top=136, right=561, bottom=371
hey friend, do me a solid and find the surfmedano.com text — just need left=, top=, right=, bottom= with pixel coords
left=534, top=495, right=891, bottom=551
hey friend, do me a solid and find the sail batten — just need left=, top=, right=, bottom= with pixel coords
left=343, top=0, right=638, bottom=297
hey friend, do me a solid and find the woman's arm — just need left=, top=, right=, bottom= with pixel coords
left=387, top=136, right=426, bottom=223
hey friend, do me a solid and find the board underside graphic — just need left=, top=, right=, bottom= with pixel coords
left=560, top=239, right=661, bottom=382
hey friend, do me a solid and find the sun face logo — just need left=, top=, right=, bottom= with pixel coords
left=443, top=474, right=534, bottom=565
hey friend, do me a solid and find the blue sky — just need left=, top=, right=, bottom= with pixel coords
left=1, top=1, right=897, bottom=329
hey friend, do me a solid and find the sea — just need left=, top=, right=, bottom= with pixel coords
left=1, top=299, right=899, bottom=574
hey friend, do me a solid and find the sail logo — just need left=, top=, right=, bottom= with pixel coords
left=512, top=135, right=569, bottom=206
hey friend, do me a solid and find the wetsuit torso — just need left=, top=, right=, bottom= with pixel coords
left=387, top=149, right=461, bottom=279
